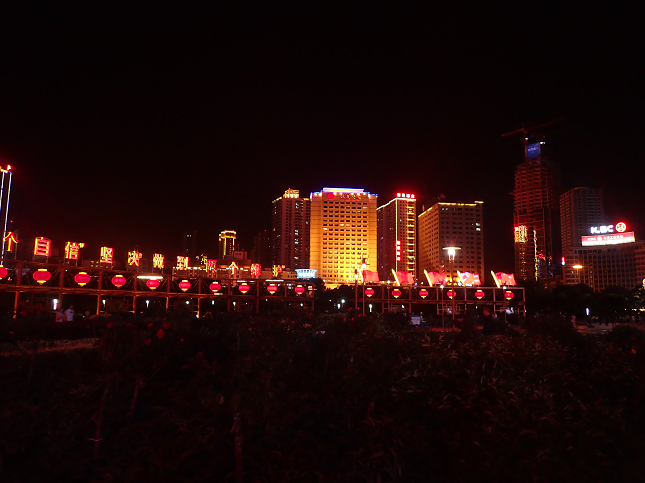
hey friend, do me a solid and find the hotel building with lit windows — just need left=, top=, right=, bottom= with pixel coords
left=271, top=188, right=310, bottom=270
left=417, top=201, right=484, bottom=284
left=309, top=188, right=378, bottom=288
left=377, top=192, right=417, bottom=282
left=218, top=230, right=236, bottom=259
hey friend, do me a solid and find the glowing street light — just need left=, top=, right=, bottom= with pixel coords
left=443, top=246, right=461, bottom=323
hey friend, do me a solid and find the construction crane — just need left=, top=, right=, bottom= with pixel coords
left=502, top=118, right=565, bottom=146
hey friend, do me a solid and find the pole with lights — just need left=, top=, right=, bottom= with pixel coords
left=443, top=246, right=460, bottom=324
left=0, top=165, right=13, bottom=260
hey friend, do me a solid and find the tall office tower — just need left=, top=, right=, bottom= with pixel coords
left=418, top=201, right=484, bottom=284
left=377, top=192, right=417, bottom=282
left=310, top=187, right=377, bottom=288
left=182, top=230, right=198, bottom=265
left=512, top=142, right=559, bottom=280
left=271, top=188, right=311, bottom=270
left=560, top=187, right=605, bottom=255
left=218, top=230, right=236, bottom=259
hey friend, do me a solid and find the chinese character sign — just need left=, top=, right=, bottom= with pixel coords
left=128, top=250, right=142, bottom=267
left=176, top=256, right=188, bottom=270
left=34, top=237, right=52, bottom=257
left=250, top=263, right=261, bottom=278
left=65, top=242, right=85, bottom=260
left=272, top=264, right=284, bottom=278
left=153, top=253, right=165, bottom=269
left=206, top=259, right=217, bottom=272
left=3, top=232, right=19, bottom=251
left=100, top=247, right=114, bottom=264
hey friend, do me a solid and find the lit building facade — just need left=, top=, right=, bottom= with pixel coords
left=418, top=201, right=484, bottom=284
left=310, top=187, right=377, bottom=288
left=218, top=230, right=236, bottom=259
left=512, top=144, right=559, bottom=280
left=271, top=188, right=310, bottom=270
left=565, top=241, right=645, bottom=292
left=560, top=187, right=605, bottom=255
left=377, top=192, right=417, bottom=281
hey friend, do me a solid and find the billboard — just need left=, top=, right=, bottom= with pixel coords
left=581, top=232, right=635, bottom=246
left=526, top=143, right=541, bottom=159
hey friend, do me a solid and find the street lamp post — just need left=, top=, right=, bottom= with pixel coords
left=443, top=246, right=460, bottom=324
left=440, top=284, right=445, bottom=329
left=361, top=259, right=367, bottom=315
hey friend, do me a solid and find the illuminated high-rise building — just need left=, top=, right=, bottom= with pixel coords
left=418, top=201, right=484, bottom=284
left=512, top=142, right=559, bottom=280
left=271, top=188, right=310, bottom=270
left=377, top=192, right=417, bottom=281
left=310, top=187, right=377, bottom=288
left=560, top=187, right=605, bottom=255
left=218, top=230, right=236, bottom=259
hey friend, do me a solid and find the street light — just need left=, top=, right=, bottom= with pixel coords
left=443, top=246, right=461, bottom=324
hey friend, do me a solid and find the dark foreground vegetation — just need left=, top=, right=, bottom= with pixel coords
left=1, top=312, right=644, bottom=482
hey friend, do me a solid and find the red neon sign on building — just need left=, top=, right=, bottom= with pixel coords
left=206, top=259, right=217, bottom=272
left=153, top=253, right=165, bottom=270
left=128, top=250, right=142, bottom=267
left=3, top=232, right=18, bottom=252
left=176, top=256, right=188, bottom=270
left=34, top=237, right=52, bottom=257
left=100, top=247, right=114, bottom=264
left=65, top=242, right=85, bottom=260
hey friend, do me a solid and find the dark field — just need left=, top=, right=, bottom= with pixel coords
left=1, top=313, right=644, bottom=482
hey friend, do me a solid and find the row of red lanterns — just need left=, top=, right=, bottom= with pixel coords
left=364, top=287, right=514, bottom=300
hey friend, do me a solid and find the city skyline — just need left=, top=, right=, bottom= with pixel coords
left=0, top=4, right=642, bottom=274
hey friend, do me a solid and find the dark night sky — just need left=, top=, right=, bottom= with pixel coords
left=0, top=3, right=642, bottom=273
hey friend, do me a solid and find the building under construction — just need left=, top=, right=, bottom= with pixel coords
left=505, top=122, right=561, bottom=281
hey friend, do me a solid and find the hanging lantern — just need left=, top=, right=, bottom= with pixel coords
left=178, top=280, right=191, bottom=292
left=475, top=290, right=485, bottom=299
left=0, top=266, right=8, bottom=279
left=294, top=285, right=305, bottom=295
left=33, top=268, right=51, bottom=285
left=364, top=287, right=374, bottom=297
left=392, top=288, right=401, bottom=298
left=74, top=272, right=90, bottom=287
left=418, top=289, right=429, bottom=299
left=112, top=275, right=126, bottom=288
left=239, top=283, right=250, bottom=294
left=209, top=282, right=221, bottom=293
left=504, top=290, right=514, bottom=301
left=267, top=284, right=278, bottom=295
left=146, top=279, right=160, bottom=290
left=446, top=289, right=456, bottom=299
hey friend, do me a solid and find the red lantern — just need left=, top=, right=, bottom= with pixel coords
left=294, top=285, right=305, bottom=295
left=446, top=290, right=456, bottom=299
left=419, top=289, right=428, bottom=299
left=504, top=290, right=514, bottom=300
left=209, top=282, right=221, bottom=293
left=0, top=266, right=8, bottom=279
left=267, top=284, right=278, bottom=294
left=475, top=290, right=485, bottom=299
left=33, top=268, right=51, bottom=285
left=239, top=283, right=250, bottom=294
left=178, top=280, right=191, bottom=292
left=364, top=287, right=374, bottom=297
left=146, top=279, right=160, bottom=290
left=392, top=288, right=401, bottom=298
left=74, top=272, right=90, bottom=287
left=112, top=275, right=126, bottom=288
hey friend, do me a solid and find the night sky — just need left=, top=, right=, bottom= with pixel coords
left=0, top=3, right=642, bottom=273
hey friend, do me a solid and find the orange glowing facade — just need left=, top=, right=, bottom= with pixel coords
left=219, top=230, right=236, bottom=258
left=377, top=193, right=417, bottom=282
left=310, top=187, right=377, bottom=288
